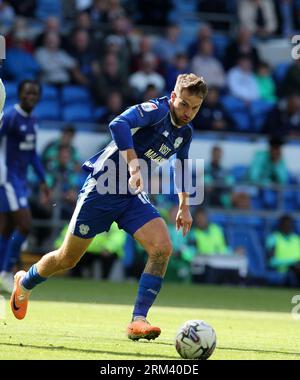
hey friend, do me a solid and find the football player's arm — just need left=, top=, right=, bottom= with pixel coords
left=0, top=79, right=6, bottom=137
left=31, top=151, right=51, bottom=202
left=174, top=136, right=193, bottom=236
left=109, top=103, right=162, bottom=192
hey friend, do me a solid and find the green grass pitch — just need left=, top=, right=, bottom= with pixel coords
left=0, top=278, right=300, bottom=360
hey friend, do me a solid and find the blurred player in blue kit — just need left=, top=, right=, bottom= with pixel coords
left=0, top=80, right=50, bottom=292
left=11, top=73, right=207, bottom=341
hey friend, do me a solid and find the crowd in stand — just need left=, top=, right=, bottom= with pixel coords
left=1, top=0, right=300, bottom=285
left=1, top=0, right=300, bottom=135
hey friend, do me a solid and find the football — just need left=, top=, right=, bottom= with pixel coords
left=175, top=320, right=216, bottom=360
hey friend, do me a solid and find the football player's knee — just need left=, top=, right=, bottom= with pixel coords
left=149, top=240, right=173, bottom=258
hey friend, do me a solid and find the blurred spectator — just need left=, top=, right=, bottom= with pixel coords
left=282, top=58, right=300, bottom=97
left=192, top=208, right=230, bottom=255
left=0, top=1, right=16, bottom=32
left=164, top=205, right=196, bottom=282
left=193, top=86, right=233, bottom=131
left=188, top=23, right=213, bottom=59
left=224, top=26, right=260, bottom=70
left=98, top=91, right=124, bottom=124
left=106, top=0, right=126, bottom=21
left=103, top=34, right=130, bottom=77
left=204, top=145, right=235, bottom=208
left=87, top=0, right=109, bottom=24
left=108, top=16, right=133, bottom=75
left=198, top=0, right=232, bottom=30
left=35, top=32, right=83, bottom=85
left=264, top=95, right=300, bottom=137
left=75, top=11, right=93, bottom=33
left=136, top=0, right=173, bottom=26
left=75, top=0, right=92, bottom=12
left=129, top=53, right=165, bottom=101
left=9, top=0, right=36, bottom=17
left=131, top=35, right=153, bottom=73
left=6, top=18, right=35, bottom=53
left=191, top=39, right=226, bottom=89
left=249, top=136, right=289, bottom=185
left=35, top=16, right=65, bottom=49
left=153, top=24, right=185, bottom=64
left=266, top=214, right=300, bottom=286
left=255, top=61, right=277, bottom=102
left=142, top=84, right=160, bottom=102
left=3, top=31, right=40, bottom=81
left=42, top=125, right=80, bottom=172
left=227, top=54, right=260, bottom=103
left=92, top=53, right=129, bottom=104
left=238, top=0, right=278, bottom=38
left=68, top=28, right=99, bottom=86
left=46, top=144, right=80, bottom=219
left=274, top=0, right=300, bottom=37
left=166, top=53, right=190, bottom=93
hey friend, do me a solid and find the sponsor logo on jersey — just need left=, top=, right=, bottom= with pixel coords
left=174, top=137, right=183, bottom=149
left=79, top=224, right=90, bottom=236
left=141, top=102, right=158, bottom=112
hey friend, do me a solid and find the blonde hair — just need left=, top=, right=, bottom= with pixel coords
left=174, top=73, right=208, bottom=98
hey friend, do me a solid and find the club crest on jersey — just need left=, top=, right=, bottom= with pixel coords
left=79, top=224, right=90, bottom=235
left=141, top=102, right=158, bottom=112
left=174, top=137, right=183, bottom=149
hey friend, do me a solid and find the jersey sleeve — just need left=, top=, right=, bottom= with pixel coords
left=173, top=130, right=192, bottom=193
left=0, top=111, right=12, bottom=139
left=109, top=100, right=167, bottom=151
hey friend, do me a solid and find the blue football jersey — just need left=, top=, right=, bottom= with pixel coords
left=83, top=97, right=192, bottom=193
left=0, top=104, right=45, bottom=187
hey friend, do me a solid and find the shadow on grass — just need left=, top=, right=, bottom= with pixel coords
left=9, top=277, right=298, bottom=313
left=217, top=346, right=300, bottom=357
left=0, top=342, right=178, bottom=359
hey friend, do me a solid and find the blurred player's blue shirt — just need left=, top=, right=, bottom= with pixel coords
left=0, top=104, right=45, bottom=187
left=83, top=97, right=192, bottom=193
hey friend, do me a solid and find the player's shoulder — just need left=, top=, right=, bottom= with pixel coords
left=136, top=96, right=170, bottom=119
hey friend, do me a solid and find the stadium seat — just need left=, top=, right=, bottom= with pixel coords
left=261, top=188, right=278, bottom=209
left=227, top=226, right=265, bottom=278
left=36, top=0, right=62, bottom=20
left=221, top=95, right=246, bottom=112
left=34, top=100, right=61, bottom=120
left=249, top=100, right=275, bottom=132
left=41, top=85, right=59, bottom=101
left=94, top=106, right=107, bottom=121
left=273, top=62, right=291, bottom=84
left=212, top=34, right=229, bottom=60
left=230, top=111, right=251, bottom=131
left=61, top=85, right=92, bottom=105
left=62, top=104, right=94, bottom=123
left=209, top=213, right=228, bottom=228
left=283, top=190, right=297, bottom=212
left=231, top=165, right=248, bottom=182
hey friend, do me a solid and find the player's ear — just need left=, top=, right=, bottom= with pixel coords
left=170, top=91, right=177, bottom=102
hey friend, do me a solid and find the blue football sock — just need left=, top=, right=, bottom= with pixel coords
left=0, top=235, right=9, bottom=272
left=21, top=264, right=47, bottom=290
left=2, top=230, right=26, bottom=273
left=133, top=273, right=163, bottom=319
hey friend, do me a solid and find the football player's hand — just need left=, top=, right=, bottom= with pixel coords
left=176, top=207, right=193, bottom=237
left=129, top=170, right=144, bottom=194
left=40, top=182, right=51, bottom=204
